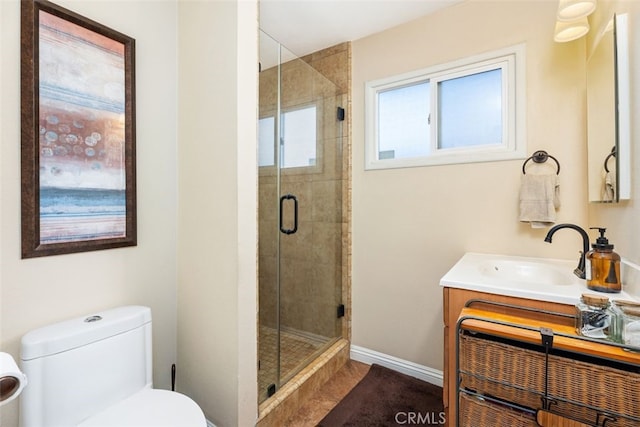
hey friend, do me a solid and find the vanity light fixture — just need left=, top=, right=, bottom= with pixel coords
left=554, top=17, right=590, bottom=42
left=557, top=0, right=597, bottom=21
left=553, top=0, right=595, bottom=42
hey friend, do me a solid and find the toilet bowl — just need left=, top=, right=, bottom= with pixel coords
left=19, top=306, right=206, bottom=427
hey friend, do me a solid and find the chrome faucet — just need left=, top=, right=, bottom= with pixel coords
left=544, top=223, right=590, bottom=279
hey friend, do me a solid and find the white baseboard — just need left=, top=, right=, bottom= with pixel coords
left=350, top=344, right=443, bottom=388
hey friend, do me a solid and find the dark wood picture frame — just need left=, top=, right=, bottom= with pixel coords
left=21, top=0, right=136, bottom=258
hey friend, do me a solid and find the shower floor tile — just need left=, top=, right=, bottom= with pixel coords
left=258, top=326, right=329, bottom=402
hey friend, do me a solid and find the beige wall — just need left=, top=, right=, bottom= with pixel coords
left=1, top=1, right=258, bottom=426
left=352, top=1, right=588, bottom=371
left=177, top=1, right=258, bottom=426
left=0, top=0, right=179, bottom=425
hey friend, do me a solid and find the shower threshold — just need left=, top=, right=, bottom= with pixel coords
left=257, top=338, right=349, bottom=427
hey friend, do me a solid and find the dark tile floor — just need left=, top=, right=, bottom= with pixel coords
left=284, top=360, right=371, bottom=426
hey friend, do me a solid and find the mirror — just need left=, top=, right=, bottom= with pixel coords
left=587, top=13, right=630, bottom=203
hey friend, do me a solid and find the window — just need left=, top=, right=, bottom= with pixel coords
left=378, top=81, right=430, bottom=160
left=365, top=44, right=526, bottom=170
left=281, top=106, right=317, bottom=168
left=258, top=105, right=317, bottom=169
left=258, top=116, right=275, bottom=167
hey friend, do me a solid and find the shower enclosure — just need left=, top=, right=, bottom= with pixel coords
left=258, top=30, right=346, bottom=404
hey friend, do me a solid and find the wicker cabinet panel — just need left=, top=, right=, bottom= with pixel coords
left=459, top=393, right=537, bottom=427
left=443, top=288, right=576, bottom=426
left=459, top=333, right=640, bottom=427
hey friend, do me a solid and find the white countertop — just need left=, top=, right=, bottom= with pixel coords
left=440, top=252, right=637, bottom=305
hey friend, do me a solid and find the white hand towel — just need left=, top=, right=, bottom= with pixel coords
left=602, top=171, right=616, bottom=202
left=519, top=174, right=560, bottom=228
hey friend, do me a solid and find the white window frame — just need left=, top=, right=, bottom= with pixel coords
left=365, top=44, right=526, bottom=170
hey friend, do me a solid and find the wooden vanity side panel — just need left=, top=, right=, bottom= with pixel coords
left=442, top=289, right=450, bottom=409
left=442, top=287, right=575, bottom=427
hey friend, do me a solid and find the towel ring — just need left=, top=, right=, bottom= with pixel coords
left=604, top=146, right=616, bottom=173
left=522, top=150, right=560, bottom=175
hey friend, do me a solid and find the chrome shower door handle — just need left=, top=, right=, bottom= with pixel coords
left=279, top=194, right=298, bottom=235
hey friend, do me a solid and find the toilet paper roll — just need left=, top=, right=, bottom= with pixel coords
left=0, top=352, right=27, bottom=406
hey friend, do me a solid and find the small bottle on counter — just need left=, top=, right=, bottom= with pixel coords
left=575, top=294, right=622, bottom=343
left=585, top=228, right=621, bottom=293
left=613, top=300, right=640, bottom=348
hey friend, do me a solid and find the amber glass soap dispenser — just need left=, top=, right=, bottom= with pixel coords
left=586, top=227, right=621, bottom=293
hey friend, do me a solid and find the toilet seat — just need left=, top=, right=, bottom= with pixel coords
left=77, top=388, right=206, bottom=427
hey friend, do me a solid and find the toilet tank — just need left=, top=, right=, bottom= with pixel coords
left=19, top=306, right=153, bottom=427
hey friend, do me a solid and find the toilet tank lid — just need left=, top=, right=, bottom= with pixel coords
left=21, top=306, right=152, bottom=361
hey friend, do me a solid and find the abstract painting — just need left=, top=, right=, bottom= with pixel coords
left=21, top=0, right=136, bottom=258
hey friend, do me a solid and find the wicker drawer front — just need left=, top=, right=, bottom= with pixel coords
left=459, top=393, right=537, bottom=427
left=459, top=334, right=640, bottom=426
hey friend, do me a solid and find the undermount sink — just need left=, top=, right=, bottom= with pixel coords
left=477, top=258, right=578, bottom=287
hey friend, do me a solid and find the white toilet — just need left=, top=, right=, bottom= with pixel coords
left=19, top=306, right=206, bottom=427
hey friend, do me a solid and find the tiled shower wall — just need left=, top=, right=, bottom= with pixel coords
left=258, top=42, right=351, bottom=341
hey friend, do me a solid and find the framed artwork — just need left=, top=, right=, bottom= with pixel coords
left=21, top=0, right=136, bottom=258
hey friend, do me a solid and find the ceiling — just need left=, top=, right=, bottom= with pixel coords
left=259, top=0, right=465, bottom=60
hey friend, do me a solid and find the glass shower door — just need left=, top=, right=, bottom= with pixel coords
left=258, top=31, right=280, bottom=402
left=258, top=30, right=345, bottom=403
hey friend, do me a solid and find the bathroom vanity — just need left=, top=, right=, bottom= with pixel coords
left=441, top=253, right=639, bottom=426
